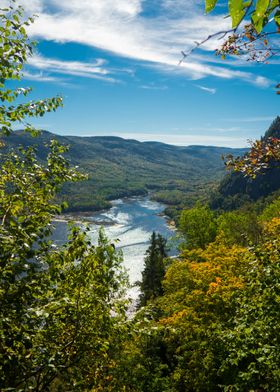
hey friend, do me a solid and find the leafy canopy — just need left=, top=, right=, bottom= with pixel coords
left=0, top=1, right=62, bottom=136
left=179, top=204, right=217, bottom=249
left=205, top=0, right=280, bottom=33
left=0, top=4, right=128, bottom=390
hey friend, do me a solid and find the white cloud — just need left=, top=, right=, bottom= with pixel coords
left=196, top=85, right=216, bottom=94
left=27, top=54, right=120, bottom=83
left=22, top=0, right=272, bottom=86
left=23, top=70, right=61, bottom=82
left=140, top=83, right=168, bottom=90
left=254, top=76, right=272, bottom=88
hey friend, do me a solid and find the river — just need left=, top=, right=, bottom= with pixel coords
left=53, top=197, right=176, bottom=300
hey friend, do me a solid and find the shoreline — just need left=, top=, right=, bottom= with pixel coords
left=54, top=195, right=177, bottom=230
left=52, top=215, right=113, bottom=226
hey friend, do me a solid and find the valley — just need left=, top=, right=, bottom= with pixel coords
left=3, top=130, right=247, bottom=218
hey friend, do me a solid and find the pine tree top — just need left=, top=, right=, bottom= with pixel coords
left=264, top=116, right=280, bottom=139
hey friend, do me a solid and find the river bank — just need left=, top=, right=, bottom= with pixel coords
left=53, top=196, right=177, bottom=300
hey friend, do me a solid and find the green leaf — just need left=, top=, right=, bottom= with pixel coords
left=251, top=0, right=270, bottom=32
left=205, top=0, right=218, bottom=13
left=251, top=13, right=267, bottom=32
left=268, top=0, right=280, bottom=11
left=229, top=0, right=246, bottom=27
left=255, top=0, right=270, bottom=17
left=274, top=10, right=280, bottom=26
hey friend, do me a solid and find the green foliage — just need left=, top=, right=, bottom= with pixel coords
left=3, top=131, right=247, bottom=216
left=210, top=117, right=280, bottom=211
left=138, top=232, right=167, bottom=307
left=206, top=0, right=280, bottom=31
left=0, top=6, right=128, bottom=390
left=0, top=2, right=62, bottom=136
left=219, top=221, right=280, bottom=390
left=228, top=0, right=246, bottom=28
left=179, top=204, right=217, bottom=249
left=205, top=0, right=218, bottom=14
left=0, top=143, right=128, bottom=390
left=123, top=215, right=280, bottom=391
left=264, top=116, right=280, bottom=139
left=217, top=210, right=262, bottom=246
left=260, top=196, right=280, bottom=220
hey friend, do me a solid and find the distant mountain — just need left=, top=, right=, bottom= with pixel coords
left=2, top=130, right=247, bottom=213
left=210, top=116, right=280, bottom=211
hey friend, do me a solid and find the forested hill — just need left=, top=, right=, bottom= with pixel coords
left=3, top=130, right=247, bottom=212
left=210, top=116, right=280, bottom=211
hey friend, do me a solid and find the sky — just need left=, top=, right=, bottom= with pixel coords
left=9, top=0, right=280, bottom=147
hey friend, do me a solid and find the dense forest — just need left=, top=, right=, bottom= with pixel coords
left=1, top=3, right=280, bottom=392
left=2, top=130, right=247, bottom=215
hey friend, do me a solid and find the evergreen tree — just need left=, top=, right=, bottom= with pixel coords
left=264, top=116, right=280, bottom=139
left=139, top=232, right=167, bottom=307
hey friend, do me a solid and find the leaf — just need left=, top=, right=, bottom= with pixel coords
left=255, top=0, right=270, bottom=17
left=251, top=0, right=270, bottom=32
left=251, top=13, right=266, bottom=33
left=274, top=10, right=280, bottom=27
left=205, top=0, right=218, bottom=13
left=228, top=0, right=246, bottom=27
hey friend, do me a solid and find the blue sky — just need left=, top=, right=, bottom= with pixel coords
left=10, top=0, right=280, bottom=147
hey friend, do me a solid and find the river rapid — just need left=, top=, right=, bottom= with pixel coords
left=53, top=197, right=176, bottom=300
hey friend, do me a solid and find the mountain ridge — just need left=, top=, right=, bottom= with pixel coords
left=2, top=130, right=248, bottom=214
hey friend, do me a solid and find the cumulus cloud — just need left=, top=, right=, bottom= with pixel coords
left=22, top=0, right=271, bottom=87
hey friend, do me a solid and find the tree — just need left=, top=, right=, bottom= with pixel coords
left=0, top=4, right=128, bottom=390
left=219, top=218, right=280, bottom=391
left=179, top=204, right=217, bottom=249
left=217, top=210, right=262, bottom=246
left=139, top=232, right=167, bottom=307
left=224, top=116, right=280, bottom=177
left=204, top=0, right=280, bottom=62
left=196, top=2, right=280, bottom=174
left=0, top=1, right=62, bottom=137
left=260, top=196, right=280, bottom=220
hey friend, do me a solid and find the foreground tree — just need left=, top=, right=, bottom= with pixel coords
left=0, top=155, right=128, bottom=388
left=138, top=232, right=167, bottom=307
left=204, top=0, right=280, bottom=62
left=0, top=1, right=62, bottom=137
left=0, top=3, right=128, bottom=390
left=225, top=116, right=280, bottom=177
left=202, top=2, right=280, bottom=174
left=126, top=214, right=280, bottom=391
left=219, top=218, right=280, bottom=391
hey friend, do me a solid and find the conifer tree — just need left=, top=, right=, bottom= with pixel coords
left=139, top=232, right=167, bottom=307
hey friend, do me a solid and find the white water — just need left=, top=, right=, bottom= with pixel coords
left=54, top=197, right=176, bottom=300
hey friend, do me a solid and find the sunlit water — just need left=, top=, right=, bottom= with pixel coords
left=53, top=197, right=176, bottom=301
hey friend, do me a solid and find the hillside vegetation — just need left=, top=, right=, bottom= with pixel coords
left=211, top=116, right=280, bottom=211
left=2, top=131, right=247, bottom=213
